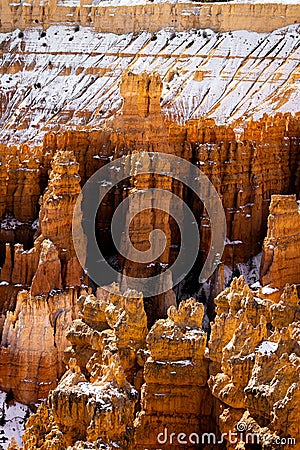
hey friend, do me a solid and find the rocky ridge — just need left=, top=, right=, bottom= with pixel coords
left=18, top=269, right=300, bottom=449
left=1, top=0, right=300, bottom=35
left=1, top=24, right=300, bottom=146
left=209, top=276, right=300, bottom=450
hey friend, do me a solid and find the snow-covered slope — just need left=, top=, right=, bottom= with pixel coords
left=0, top=23, right=299, bottom=144
left=0, top=391, right=30, bottom=449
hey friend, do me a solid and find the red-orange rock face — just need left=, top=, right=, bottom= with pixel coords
left=261, top=194, right=300, bottom=290
left=0, top=2, right=300, bottom=448
left=208, top=276, right=300, bottom=450
left=22, top=286, right=147, bottom=449
left=0, top=150, right=85, bottom=405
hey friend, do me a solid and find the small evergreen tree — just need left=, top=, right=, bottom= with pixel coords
left=5, top=389, right=14, bottom=407
left=0, top=403, right=5, bottom=427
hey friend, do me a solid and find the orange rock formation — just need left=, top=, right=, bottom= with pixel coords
left=0, top=150, right=84, bottom=405
left=0, top=1, right=300, bottom=448
left=22, top=285, right=148, bottom=449
left=208, top=276, right=300, bottom=449
left=19, top=273, right=300, bottom=449
left=134, top=298, right=211, bottom=450
left=261, top=194, right=300, bottom=290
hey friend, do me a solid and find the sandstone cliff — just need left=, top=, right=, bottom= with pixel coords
left=1, top=0, right=299, bottom=34
left=0, top=0, right=300, bottom=446
left=260, top=194, right=300, bottom=290
left=21, top=285, right=148, bottom=449
left=0, top=150, right=84, bottom=405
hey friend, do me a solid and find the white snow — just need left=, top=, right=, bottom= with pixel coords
left=224, top=252, right=262, bottom=287
left=224, top=265, right=233, bottom=287
left=225, top=238, right=243, bottom=245
left=256, top=340, right=278, bottom=355
left=237, top=252, right=262, bottom=286
left=31, top=219, right=39, bottom=230
left=261, top=285, right=279, bottom=295
left=0, top=23, right=300, bottom=144
left=171, top=359, right=193, bottom=366
left=57, top=0, right=79, bottom=5
left=74, top=382, right=137, bottom=408
left=0, top=215, right=24, bottom=230
left=0, top=391, right=30, bottom=449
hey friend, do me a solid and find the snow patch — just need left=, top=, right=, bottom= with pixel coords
left=0, top=391, right=30, bottom=449
left=237, top=252, right=262, bottom=286
left=261, top=285, right=279, bottom=295
left=256, top=341, right=278, bottom=355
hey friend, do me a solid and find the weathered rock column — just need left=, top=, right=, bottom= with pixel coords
left=134, top=298, right=211, bottom=450
left=260, top=194, right=300, bottom=290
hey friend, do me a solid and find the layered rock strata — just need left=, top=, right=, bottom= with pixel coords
left=209, top=276, right=300, bottom=449
left=134, top=298, right=211, bottom=450
left=1, top=0, right=300, bottom=35
left=260, top=194, right=300, bottom=290
left=21, top=285, right=148, bottom=449
left=0, top=150, right=84, bottom=405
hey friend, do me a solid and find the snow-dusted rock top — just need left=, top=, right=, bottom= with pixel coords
left=0, top=23, right=299, bottom=144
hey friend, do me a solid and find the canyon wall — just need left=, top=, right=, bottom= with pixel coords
left=1, top=0, right=300, bottom=34
left=18, top=273, right=300, bottom=449
left=261, top=194, right=300, bottom=290
left=208, top=276, right=300, bottom=450
left=0, top=151, right=86, bottom=405
left=0, top=0, right=299, bottom=420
